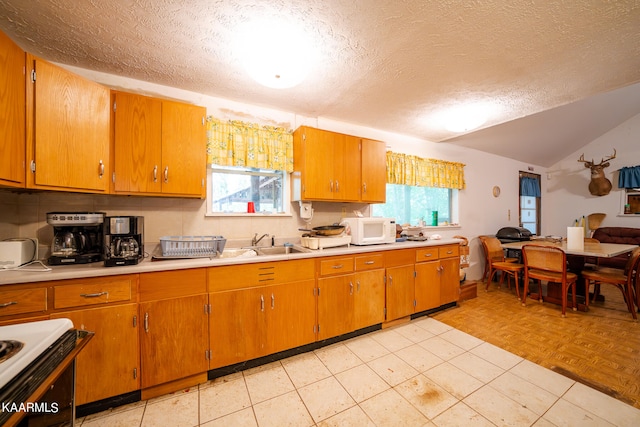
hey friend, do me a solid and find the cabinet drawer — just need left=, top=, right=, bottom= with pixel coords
left=54, top=278, right=132, bottom=309
left=319, top=257, right=354, bottom=276
left=416, top=248, right=439, bottom=262
left=0, top=288, right=47, bottom=317
left=355, top=253, right=384, bottom=271
left=439, top=245, right=459, bottom=259
left=209, top=259, right=315, bottom=292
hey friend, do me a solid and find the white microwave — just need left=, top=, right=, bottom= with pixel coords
left=342, top=217, right=396, bottom=245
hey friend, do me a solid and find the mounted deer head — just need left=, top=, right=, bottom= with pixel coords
left=578, top=149, right=616, bottom=196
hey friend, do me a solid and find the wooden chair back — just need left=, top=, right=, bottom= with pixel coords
left=522, top=244, right=567, bottom=275
left=623, top=247, right=640, bottom=276
left=482, top=237, right=507, bottom=263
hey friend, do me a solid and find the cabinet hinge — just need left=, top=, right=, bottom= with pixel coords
left=204, top=304, right=211, bottom=314
left=302, top=134, right=306, bottom=141
left=413, top=299, right=417, bottom=307
left=133, top=315, right=137, bottom=328
left=133, top=368, right=137, bottom=379
left=112, top=172, right=116, bottom=183
left=414, top=271, right=417, bottom=278
left=30, top=69, right=36, bottom=83
left=383, top=275, right=386, bottom=284
left=30, top=160, right=36, bottom=173
left=202, top=116, right=205, bottom=126
left=202, top=178, right=205, bottom=188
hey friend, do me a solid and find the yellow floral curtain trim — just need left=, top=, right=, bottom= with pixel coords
left=386, top=151, right=465, bottom=190
left=206, top=117, right=294, bottom=173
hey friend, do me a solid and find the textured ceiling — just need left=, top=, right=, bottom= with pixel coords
left=1, top=0, right=640, bottom=166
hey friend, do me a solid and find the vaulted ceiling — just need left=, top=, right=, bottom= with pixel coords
left=1, top=0, right=639, bottom=166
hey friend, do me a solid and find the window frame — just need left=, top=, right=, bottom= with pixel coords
left=205, top=165, right=292, bottom=217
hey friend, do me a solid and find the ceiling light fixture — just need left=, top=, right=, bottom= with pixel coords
left=236, top=18, right=316, bottom=89
left=434, top=101, right=498, bottom=133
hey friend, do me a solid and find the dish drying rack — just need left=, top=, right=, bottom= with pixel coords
left=159, top=236, right=226, bottom=257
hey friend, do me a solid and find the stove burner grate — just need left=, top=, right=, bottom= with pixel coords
left=0, top=340, right=24, bottom=364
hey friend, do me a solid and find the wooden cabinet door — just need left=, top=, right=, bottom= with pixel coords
left=265, top=279, right=316, bottom=354
left=51, top=304, right=139, bottom=405
left=113, top=92, right=162, bottom=193
left=317, top=274, right=354, bottom=340
left=414, top=261, right=441, bottom=312
left=334, top=134, right=361, bottom=201
left=353, top=269, right=385, bottom=329
left=361, top=139, right=386, bottom=203
left=300, top=127, right=336, bottom=200
left=385, top=265, right=415, bottom=321
left=439, top=256, right=460, bottom=305
left=0, top=31, right=25, bottom=187
left=209, top=287, right=264, bottom=369
left=29, top=57, right=110, bottom=192
left=139, top=294, right=209, bottom=388
left=161, top=101, right=206, bottom=197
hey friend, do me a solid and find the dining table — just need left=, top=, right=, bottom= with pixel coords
left=501, top=240, right=637, bottom=310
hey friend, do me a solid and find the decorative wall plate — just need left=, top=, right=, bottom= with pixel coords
left=492, top=186, right=501, bottom=197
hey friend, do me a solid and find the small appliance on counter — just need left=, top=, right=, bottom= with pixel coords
left=104, top=216, right=144, bottom=266
left=0, top=238, right=38, bottom=269
left=47, top=212, right=105, bottom=265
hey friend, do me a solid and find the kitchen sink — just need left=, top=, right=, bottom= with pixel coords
left=255, top=246, right=308, bottom=256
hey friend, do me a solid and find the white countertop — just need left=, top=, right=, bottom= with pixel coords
left=0, top=239, right=461, bottom=286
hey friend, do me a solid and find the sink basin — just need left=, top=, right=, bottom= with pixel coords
left=255, top=246, right=307, bottom=256
left=219, top=248, right=258, bottom=258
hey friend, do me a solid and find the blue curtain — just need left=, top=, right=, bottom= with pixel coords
left=618, top=166, right=640, bottom=189
left=520, top=176, right=541, bottom=197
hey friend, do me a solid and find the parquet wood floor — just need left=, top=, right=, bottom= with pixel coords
left=431, top=280, right=640, bottom=409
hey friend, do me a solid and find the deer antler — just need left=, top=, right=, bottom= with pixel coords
left=578, top=153, right=593, bottom=167
left=599, top=148, right=616, bottom=165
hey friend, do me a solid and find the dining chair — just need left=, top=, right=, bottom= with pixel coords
left=521, top=244, right=578, bottom=317
left=581, top=247, right=640, bottom=320
left=481, top=237, right=523, bottom=297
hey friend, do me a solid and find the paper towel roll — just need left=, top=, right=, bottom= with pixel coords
left=567, top=227, right=584, bottom=251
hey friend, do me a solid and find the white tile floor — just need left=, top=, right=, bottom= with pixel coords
left=77, top=317, right=640, bottom=426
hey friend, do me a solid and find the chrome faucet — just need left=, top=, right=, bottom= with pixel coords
left=251, top=233, right=270, bottom=247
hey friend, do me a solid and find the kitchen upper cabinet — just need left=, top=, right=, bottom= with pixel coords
left=139, top=269, right=209, bottom=390
left=26, top=55, right=110, bottom=192
left=51, top=303, right=139, bottom=405
left=0, top=31, right=26, bottom=188
left=292, top=126, right=385, bottom=202
left=112, top=91, right=206, bottom=198
left=360, top=139, right=387, bottom=203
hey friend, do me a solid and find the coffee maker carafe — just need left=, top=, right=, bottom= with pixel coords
left=47, top=212, right=105, bottom=265
left=104, top=216, right=144, bottom=267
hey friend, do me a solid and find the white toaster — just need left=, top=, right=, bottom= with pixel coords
left=0, top=239, right=38, bottom=269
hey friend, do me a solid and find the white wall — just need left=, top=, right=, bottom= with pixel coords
left=544, top=113, right=640, bottom=235
left=0, top=65, right=547, bottom=280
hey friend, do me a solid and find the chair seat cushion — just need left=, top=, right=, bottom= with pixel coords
left=527, top=269, right=577, bottom=283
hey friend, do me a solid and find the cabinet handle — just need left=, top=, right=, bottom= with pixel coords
left=329, top=181, right=333, bottom=192
left=80, top=291, right=108, bottom=298
left=144, top=312, right=149, bottom=333
left=424, top=253, right=433, bottom=257
left=98, top=160, right=104, bottom=178
left=364, top=260, right=375, bottom=265
left=438, top=265, right=445, bottom=272
left=446, top=250, right=453, bottom=255
left=153, top=165, right=158, bottom=183
left=389, top=275, right=393, bottom=286
left=260, top=295, right=264, bottom=311
left=164, top=166, right=169, bottom=183
left=357, top=280, right=360, bottom=292
left=0, top=301, right=18, bottom=308
left=363, top=182, right=367, bottom=193
left=335, top=180, right=339, bottom=192
left=271, top=293, right=275, bottom=309
left=332, top=264, right=344, bottom=269
left=349, top=282, right=353, bottom=295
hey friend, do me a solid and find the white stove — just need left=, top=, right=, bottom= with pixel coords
left=0, top=318, right=73, bottom=389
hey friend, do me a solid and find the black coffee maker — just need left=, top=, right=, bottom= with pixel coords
left=104, top=216, right=144, bottom=267
left=47, top=212, right=105, bottom=265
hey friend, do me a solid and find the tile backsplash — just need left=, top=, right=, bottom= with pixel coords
left=0, top=191, right=370, bottom=258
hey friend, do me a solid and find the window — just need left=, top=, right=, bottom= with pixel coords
left=372, top=184, right=454, bottom=226
left=207, top=166, right=288, bottom=215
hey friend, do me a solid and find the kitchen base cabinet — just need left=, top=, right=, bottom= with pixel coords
left=317, top=273, right=355, bottom=340
left=51, top=303, right=139, bottom=405
left=385, top=265, right=415, bottom=321
left=414, top=261, right=440, bottom=312
left=415, top=245, right=461, bottom=310
left=353, top=269, right=386, bottom=329
left=438, top=246, right=461, bottom=305
left=139, top=269, right=209, bottom=389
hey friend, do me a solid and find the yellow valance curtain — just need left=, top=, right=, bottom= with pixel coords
left=206, top=117, right=294, bottom=172
left=386, top=151, right=466, bottom=190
